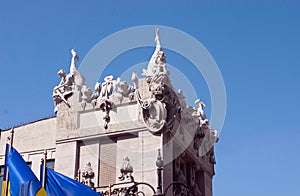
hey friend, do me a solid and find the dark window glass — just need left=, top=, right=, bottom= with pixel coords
left=46, top=159, right=55, bottom=170
left=0, top=165, right=5, bottom=193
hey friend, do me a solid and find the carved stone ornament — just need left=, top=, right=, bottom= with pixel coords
left=137, top=93, right=167, bottom=133
left=52, top=68, right=74, bottom=111
left=134, top=29, right=181, bottom=134
left=97, top=75, right=116, bottom=99
left=115, top=77, right=135, bottom=103
left=81, top=162, right=95, bottom=188
left=99, top=99, right=112, bottom=129
left=93, top=75, right=117, bottom=129
left=52, top=49, right=78, bottom=112
left=52, top=49, right=94, bottom=112
left=118, top=156, right=134, bottom=182
left=190, top=98, right=218, bottom=159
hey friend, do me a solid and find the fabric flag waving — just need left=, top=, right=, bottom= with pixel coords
left=1, top=144, right=10, bottom=196
left=7, top=146, right=47, bottom=196
left=44, top=168, right=100, bottom=196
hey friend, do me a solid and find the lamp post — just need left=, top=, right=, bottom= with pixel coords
left=125, top=149, right=164, bottom=196
left=125, top=148, right=191, bottom=196
left=154, top=149, right=164, bottom=196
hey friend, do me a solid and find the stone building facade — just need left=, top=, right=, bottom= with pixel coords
left=0, top=30, right=218, bottom=196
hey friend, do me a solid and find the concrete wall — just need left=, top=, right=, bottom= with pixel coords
left=0, top=98, right=215, bottom=196
left=0, top=117, right=56, bottom=178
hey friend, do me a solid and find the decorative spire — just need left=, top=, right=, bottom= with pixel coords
left=154, top=28, right=161, bottom=49
left=70, top=49, right=79, bottom=75
left=136, top=29, right=181, bottom=134
left=142, top=29, right=168, bottom=84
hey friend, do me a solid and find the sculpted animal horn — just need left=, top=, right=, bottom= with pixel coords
left=136, top=89, right=143, bottom=106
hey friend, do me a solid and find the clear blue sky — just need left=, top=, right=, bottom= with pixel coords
left=1, top=1, right=300, bottom=195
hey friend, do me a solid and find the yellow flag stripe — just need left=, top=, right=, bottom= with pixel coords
left=1, top=181, right=46, bottom=196
left=36, top=186, right=47, bottom=196
left=1, top=181, right=11, bottom=196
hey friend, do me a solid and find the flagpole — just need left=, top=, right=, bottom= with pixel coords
left=4, top=128, right=14, bottom=196
left=42, top=149, right=47, bottom=187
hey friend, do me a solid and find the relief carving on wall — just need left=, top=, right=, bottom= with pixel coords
left=90, top=75, right=136, bottom=129
left=118, top=156, right=134, bottom=182
left=92, top=75, right=116, bottom=129
left=81, top=162, right=95, bottom=188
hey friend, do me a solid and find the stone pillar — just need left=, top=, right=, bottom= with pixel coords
left=203, top=172, right=213, bottom=196
left=55, top=141, right=78, bottom=178
left=163, top=133, right=173, bottom=193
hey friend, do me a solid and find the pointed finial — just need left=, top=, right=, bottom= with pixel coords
left=71, top=49, right=79, bottom=61
left=156, top=28, right=160, bottom=36
left=155, top=28, right=161, bottom=48
left=156, top=149, right=164, bottom=168
left=70, top=49, right=79, bottom=74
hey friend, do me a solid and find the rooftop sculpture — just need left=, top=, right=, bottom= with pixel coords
left=52, top=49, right=79, bottom=112
left=52, top=29, right=218, bottom=160
left=134, top=28, right=181, bottom=134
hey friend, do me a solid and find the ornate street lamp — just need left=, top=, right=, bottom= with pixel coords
left=153, top=149, right=164, bottom=196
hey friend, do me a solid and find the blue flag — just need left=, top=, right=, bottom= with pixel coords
left=1, top=144, right=10, bottom=196
left=7, top=146, right=46, bottom=196
left=45, top=168, right=100, bottom=196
